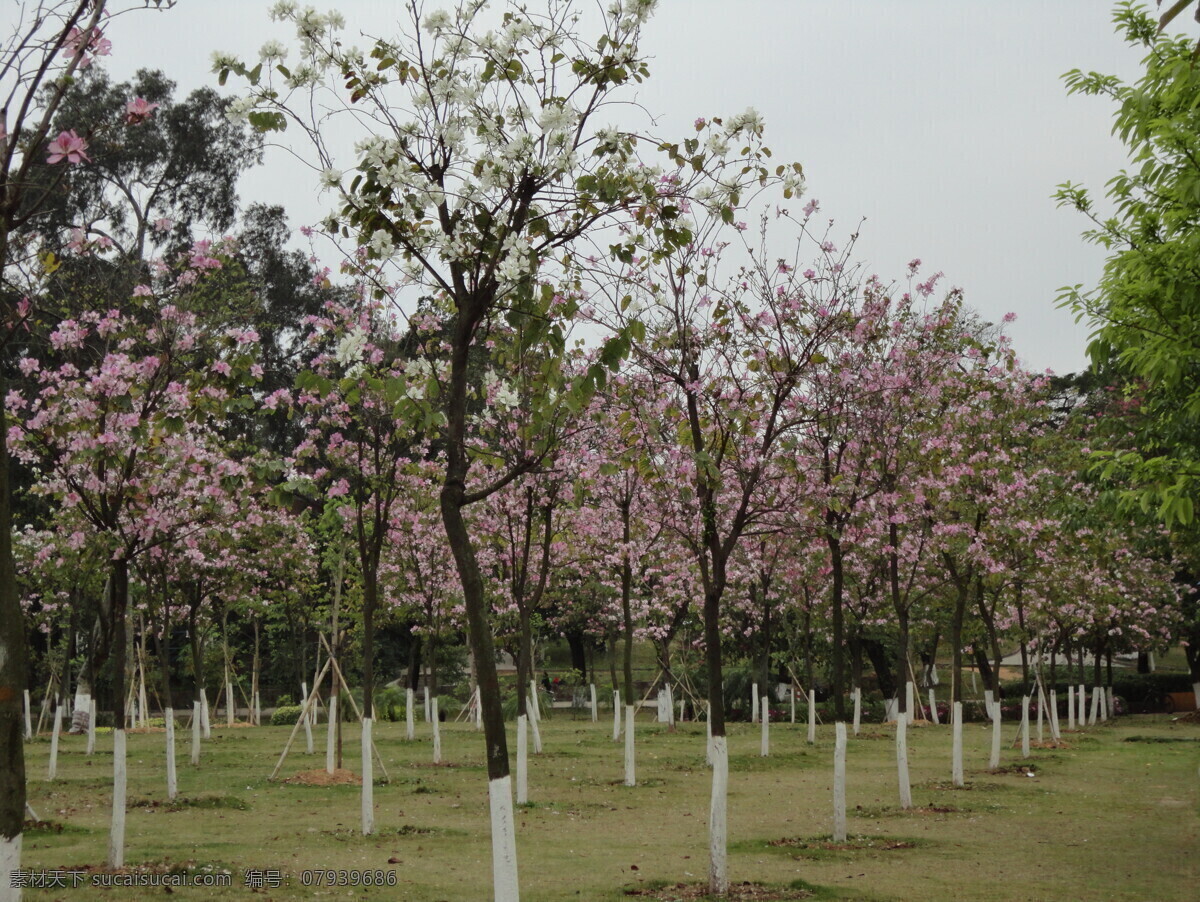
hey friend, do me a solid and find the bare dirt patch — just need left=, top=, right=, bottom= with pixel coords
left=282, top=768, right=361, bottom=786
left=768, top=836, right=917, bottom=851
left=625, top=881, right=813, bottom=899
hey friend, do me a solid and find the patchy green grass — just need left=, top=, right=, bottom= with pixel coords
left=18, top=711, right=1200, bottom=900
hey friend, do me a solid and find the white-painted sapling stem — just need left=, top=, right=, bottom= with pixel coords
left=833, top=722, right=847, bottom=842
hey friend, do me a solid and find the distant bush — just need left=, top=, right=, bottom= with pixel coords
left=270, top=705, right=304, bottom=726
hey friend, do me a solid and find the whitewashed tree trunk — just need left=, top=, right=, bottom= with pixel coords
left=405, top=687, right=415, bottom=741
left=1107, top=686, right=1115, bottom=718
left=952, top=701, right=964, bottom=787
left=1036, top=685, right=1045, bottom=742
left=488, top=776, right=519, bottom=902
left=760, top=697, right=769, bottom=757
left=705, top=705, right=713, bottom=766
left=1067, top=686, right=1076, bottom=730
left=1089, top=687, right=1099, bottom=726
left=1021, top=696, right=1031, bottom=758
left=300, top=681, right=309, bottom=723
left=47, top=705, right=62, bottom=780
left=589, top=684, right=597, bottom=723
left=109, top=730, right=127, bottom=868
left=929, top=688, right=939, bottom=724
left=896, top=712, right=912, bottom=809
left=138, top=673, right=148, bottom=729
left=516, top=714, right=528, bottom=804
left=905, top=681, right=915, bottom=719
left=86, top=700, right=96, bottom=756
left=983, top=689, right=994, bottom=721
left=1, top=832, right=21, bottom=902
left=361, top=718, right=375, bottom=836
left=1099, top=686, right=1108, bottom=721
left=190, top=701, right=201, bottom=766
left=667, top=684, right=675, bottom=726
left=424, top=686, right=431, bottom=722
left=1077, top=683, right=1086, bottom=726
left=623, top=705, right=636, bottom=787
left=200, top=688, right=211, bottom=739
left=325, top=696, right=337, bottom=774
left=431, top=697, right=442, bottom=764
left=1148, top=651, right=1156, bottom=671
left=883, top=697, right=898, bottom=722
left=790, top=684, right=796, bottom=724
left=23, top=689, right=32, bottom=739
left=1049, top=690, right=1060, bottom=741
left=71, top=686, right=91, bottom=734
left=1192, top=681, right=1200, bottom=711
left=529, top=680, right=539, bottom=723
left=807, top=689, right=816, bottom=744
left=708, top=735, right=729, bottom=896
left=989, top=703, right=1002, bottom=770
left=852, top=687, right=861, bottom=735
left=474, top=687, right=482, bottom=729
left=751, top=683, right=759, bottom=724
left=303, top=704, right=314, bottom=755
left=612, top=690, right=621, bottom=741
left=254, top=691, right=261, bottom=727
left=529, top=695, right=543, bottom=754
left=832, top=722, right=847, bottom=842
left=164, top=709, right=177, bottom=800
left=226, top=679, right=235, bottom=727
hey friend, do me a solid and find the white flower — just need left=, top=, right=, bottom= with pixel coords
left=725, top=107, right=764, bottom=136
left=319, top=167, right=342, bottom=189
left=368, top=228, right=395, bottom=258
left=423, top=9, right=452, bottom=33
left=225, top=96, right=257, bottom=125
left=539, top=103, right=577, bottom=135
left=269, top=1, right=297, bottom=21
left=259, top=40, right=287, bottom=62
left=335, top=326, right=368, bottom=368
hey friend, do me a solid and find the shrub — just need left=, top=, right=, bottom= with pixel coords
left=270, top=705, right=304, bottom=726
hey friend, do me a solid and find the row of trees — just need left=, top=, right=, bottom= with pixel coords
left=3, top=2, right=1199, bottom=900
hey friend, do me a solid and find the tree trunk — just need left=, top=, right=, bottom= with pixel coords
left=826, top=532, right=846, bottom=719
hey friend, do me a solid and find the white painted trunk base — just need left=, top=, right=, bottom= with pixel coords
left=852, top=688, right=861, bottom=735
left=424, top=686, right=431, bottom=723
left=1089, top=687, right=1099, bottom=726
left=666, top=683, right=675, bottom=726
left=23, top=689, right=32, bottom=740
left=751, top=683, right=759, bottom=724
left=760, top=697, right=769, bottom=757
left=516, top=714, right=529, bottom=804
left=1077, top=684, right=1086, bottom=726
left=1193, top=682, right=1200, bottom=711
left=1068, top=686, right=1076, bottom=730
left=86, top=700, right=96, bottom=756
left=883, top=698, right=898, bottom=722
left=833, top=722, right=847, bottom=842
left=109, top=730, right=127, bottom=868
left=226, top=681, right=235, bottom=726
left=301, top=682, right=309, bottom=723
left=905, top=681, right=914, bottom=718
left=612, top=691, right=621, bottom=741
left=989, top=705, right=1002, bottom=770
left=304, top=708, right=314, bottom=755
left=896, top=713, right=912, bottom=809
left=406, top=688, right=415, bottom=740
left=624, top=705, right=636, bottom=786
left=705, top=706, right=713, bottom=766
left=1, top=832, right=22, bottom=902
left=589, top=684, right=597, bottom=723
left=254, top=691, right=261, bottom=726
left=361, top=718, right=375, bottom=836
left=1100, top=687, right=1109, bottom=721
left=191, top=701, right=201, bottom=766
left=984, top=689, right=995, bottom=721
left=708, top=735, right=729, bottom=896
left=432, top=698, right=442, bottom=764
left=488, top=776, right=520, bottom=902
left=807, top=690, right=816, bottom=744
left=47, top=706, right=62, bottom=780
left=1036, top=687, right=1044, bottom=742
left=1020, top=696, right=1031, bottom=759
left=529, top=680, right=539, bottom=722
left=165, top=709, right=177, bottom=800
left=1049, top=691, right=1061, bottom=741
left=1107, top=686, right=1116, bottom=718
left=952, top=701, right=964, bottom=787
left=71, top=690, right=91, bottom=734
left=529, top=696, right=543, bottom=754
left=326, top=696, right=337, bottom=774
left=200, top=689, right=211, bottom=739
left=929, top=688, right=939, bottom=725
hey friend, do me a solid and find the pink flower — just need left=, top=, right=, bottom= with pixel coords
left=46, top=130, right=89, bottom=165
left=132, top=285, right=153, bottom=297
left=124, top=97, right=159, bottom=125
left=153, top=217, right=174, bottom=233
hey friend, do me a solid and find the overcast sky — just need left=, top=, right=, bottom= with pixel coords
left=94, top=0, right=1164, bottom=376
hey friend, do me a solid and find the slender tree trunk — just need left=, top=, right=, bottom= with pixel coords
left=0, top=369, right=26, bottom=889
left=108, top=557, right=130, bottom=867
left=826, top=531, right=846, bottom=720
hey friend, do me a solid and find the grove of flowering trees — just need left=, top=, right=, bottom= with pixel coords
left=2, top=2, right=1198, bottom=901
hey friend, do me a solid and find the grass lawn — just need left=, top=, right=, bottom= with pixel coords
left=19, top=708, right=1200, bottom=900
